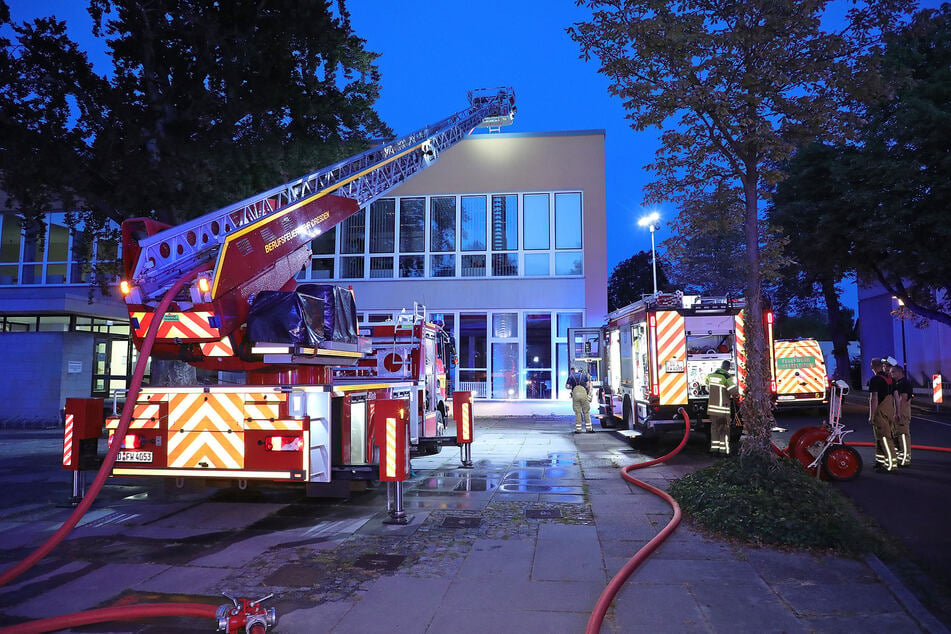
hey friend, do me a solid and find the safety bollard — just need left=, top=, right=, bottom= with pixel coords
left=453, top=391, right=474, bottom=468
left=374, top=399, right=413, bottom=525
left=935, top=374, right=944, bottom=412
left=63, top=398, right=104, bottom=504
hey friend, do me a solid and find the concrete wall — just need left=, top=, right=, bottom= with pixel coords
left=0, top=331, right=97, bottom=426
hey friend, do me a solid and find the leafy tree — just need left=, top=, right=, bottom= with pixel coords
left=770, top=143, right=864, bottom=380
left=662, top=184, right=789, bottom=298
left=568, top=0, right=911, bottom=455
left=607, top=250, right=670, bottom=311
left=844, top=5, right=951, bottom=326
left=0, top=0, right=391, bottom=383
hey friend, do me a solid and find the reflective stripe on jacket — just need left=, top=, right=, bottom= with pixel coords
left=706, top=370, right=737, bottom=415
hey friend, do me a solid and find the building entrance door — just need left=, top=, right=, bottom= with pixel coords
left=92, top=336, right=132, bottom=398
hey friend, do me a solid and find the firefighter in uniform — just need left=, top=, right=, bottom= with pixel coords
left=890, top=363, right=913, bottom=466
left=868, top=358, right=898, bottom=472
left=705, top=360, right=739, bottom=455
left=567, top=366, right=593, bottom=433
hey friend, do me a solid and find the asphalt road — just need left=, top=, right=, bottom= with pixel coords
left=772, top=397, right=951, bottom=625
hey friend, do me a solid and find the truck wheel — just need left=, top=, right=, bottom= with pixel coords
left=822, top=444, right=862, bottom=481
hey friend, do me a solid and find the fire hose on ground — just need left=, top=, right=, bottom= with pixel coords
left=0, top=265, right=275, bottom=633
left=586, top=407, right=691, bottom=634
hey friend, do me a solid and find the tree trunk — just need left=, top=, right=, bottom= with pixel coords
left=820, top=277, right=852, bottom=382
left=739, top=170, right=776, bottom=457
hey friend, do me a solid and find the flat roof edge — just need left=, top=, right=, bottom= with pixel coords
left=466, top=129, right=606, bottom=140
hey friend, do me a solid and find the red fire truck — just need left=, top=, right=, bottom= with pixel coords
left=585, top=292, right=774, bottom=441
left=103, top=88, right=514, bottom=495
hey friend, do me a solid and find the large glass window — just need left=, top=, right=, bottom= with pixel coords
left=340, top=256, right=364, bottom=279
left=309, top=258, right=334, bottom=279
left=557, top=312, right=583, bottom=337
left=492, top=342, right=519, bottom=398
left=399, top=254, right=424, bottom=277
left=524, top=253, right=549, bottom=276
left=461, top=196, right=486, bottom=251
left=340, top=209, right=365, bottom=255
left=523, top=194, right=550, bottom=250
left=461, top=254, right=485, bottom=277
left=492, top=253, right=518, bottom=277
left=459, top=313, right=487, bottom=396
left=430, top=254, right=454, bottom=277
left=369, top=199, right=395, bottom=253
left=555, top=192, right=582, bottom=249
left=430, top=196, right=456, bottom=252
left=491, top=194, right=517, bottom=251
left=525, top=313, right=552, bottom=368
left=399, top=197, right=425, bottom=252
left=492, top=313, right=518, bottom=338
left=555, top=252, right=583, bottom=275
left=370, top=257, right=393, bottom=278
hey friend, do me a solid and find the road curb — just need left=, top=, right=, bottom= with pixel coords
left=865, top=554, right=950, bottom=634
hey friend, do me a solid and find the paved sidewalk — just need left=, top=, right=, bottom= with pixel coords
left=1, top=416, right=947, bottom=633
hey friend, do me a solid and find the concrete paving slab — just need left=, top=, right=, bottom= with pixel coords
left=776, top=581, right=906, bottom=617
left=442, top=576, right=602, bottom=613
left=427, top=606, right=589, bottom=634
left=804, top=611, right=928, bottom=632
left=745, top=547, right=880, bottom=586
left=133, top=565, right=235, bottom=594
left=148, top=502, right=287, bottom=530
left=8, top=563, right=170, bottom=618
left=188, top=530, right=302, bottom=568
left=533, top=524, right=604, bottom=582
left=331, top=575, right=450, bottom=632
left=633, top=558, right=760, bottom=584
left=456, top=538, right=534, bottom=580
left=612, top=582, right=711, bottom=633
left=690, top=581, right=809, bottom=634
left=276, top=600, right=353, bottom=633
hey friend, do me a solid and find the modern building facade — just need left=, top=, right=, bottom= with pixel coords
left=0, top=129, right=607, bottom=424
left=857, top=280, right=950, bottom=392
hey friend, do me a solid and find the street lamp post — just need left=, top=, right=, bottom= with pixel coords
left=637, top=211, right=661, bottom=295
left=896, top=298, right=908, bottom=376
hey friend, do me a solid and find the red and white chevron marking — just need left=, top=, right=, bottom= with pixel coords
left=775, top=340, right=827, bottom=396
left=735, top=313, right=747, bottom=394
left=460, top=404, right=471, bottom=442
left=384, top=417, right=397, bottom=479
left=655, top=311, right=688, bottom=405
left=132, top=311, right=220, bottom=341
left=200, top=337, right=235, bottom=357
left=63, top=414, right=74, bottom=467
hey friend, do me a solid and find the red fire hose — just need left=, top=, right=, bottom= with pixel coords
left=586, top=408, right=691, bottom=634
left=0, top=266, right=228, bottom=634
left=0, top=603, right=217, bottom=634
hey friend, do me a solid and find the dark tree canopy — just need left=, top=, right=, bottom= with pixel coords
left=607, top=250, right=670, bottom=311
left=0, top=0, right=392, bottom=232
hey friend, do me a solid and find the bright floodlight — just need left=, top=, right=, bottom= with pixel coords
left=638, top=211, right=660, bottom=227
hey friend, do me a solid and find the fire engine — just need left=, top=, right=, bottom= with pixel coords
left=772, top=338, right=829, bottom=409
left=583, top=292, right=774, bottom=441
left=103, top=88, right=515, bottom=496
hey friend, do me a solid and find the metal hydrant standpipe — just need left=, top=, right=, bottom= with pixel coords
left=0, top=265, right=277, bottom=633
left=586, top=408, right=691, bottom=634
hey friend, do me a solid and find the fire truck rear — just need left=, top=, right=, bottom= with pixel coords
left=594, top=292, right=775, bottom=441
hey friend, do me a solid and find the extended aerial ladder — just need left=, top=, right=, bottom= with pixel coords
left=101, top=89, right=515, bottom=496
left=120, top=87, right=516, bottom=369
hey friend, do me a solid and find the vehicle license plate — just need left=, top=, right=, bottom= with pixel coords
left=117, top=451, right=153, bottom=463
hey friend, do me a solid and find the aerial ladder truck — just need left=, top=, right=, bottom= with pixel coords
left=101, top=88, right=515, bottom=497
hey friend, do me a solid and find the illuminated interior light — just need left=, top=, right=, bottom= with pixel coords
left=119, top=280, right=131, bottom=296
left=198, top=277, right=210, bottom=293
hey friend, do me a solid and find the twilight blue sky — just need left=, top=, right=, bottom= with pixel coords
left=6, top=0, right=942, bottom=305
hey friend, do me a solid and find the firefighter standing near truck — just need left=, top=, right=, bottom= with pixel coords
left=567, top=366, right=594, bottom=434
left=890, top=364, right=913, bottom=466
left=705, top=360, right=739, bottom=455
left=868, top=357, right=898, bottom=472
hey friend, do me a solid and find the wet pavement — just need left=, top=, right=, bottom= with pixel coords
left=0, top=417, right=948, bottom=633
